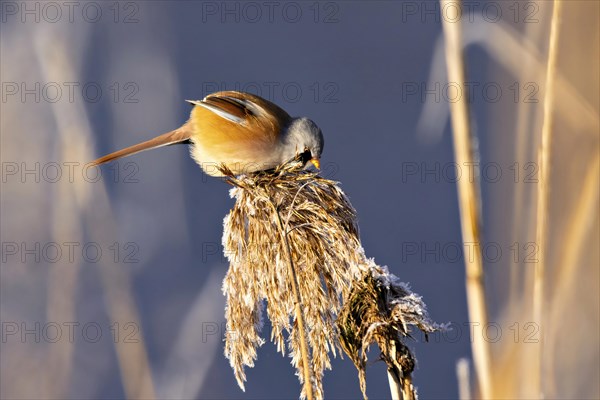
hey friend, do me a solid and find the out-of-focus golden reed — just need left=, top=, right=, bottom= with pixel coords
left=438, top=1, right=599, bottom=399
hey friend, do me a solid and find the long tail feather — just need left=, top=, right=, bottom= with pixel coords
left=91, top=127, right=191, bottom=166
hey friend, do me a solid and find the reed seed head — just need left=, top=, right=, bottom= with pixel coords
left=220, top=158, right=445, bottom=399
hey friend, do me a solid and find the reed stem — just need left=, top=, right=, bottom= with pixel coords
left=439, top=0, right=492, bottom=397
left=268, top=196, right=314, bottom=400
left=533, top=0, right=563, bottom=396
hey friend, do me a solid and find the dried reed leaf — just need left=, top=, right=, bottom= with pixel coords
left=338, top=261, right=447, bottom=399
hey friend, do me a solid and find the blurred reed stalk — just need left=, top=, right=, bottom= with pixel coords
left=34, top=27, right=155, bottom=400
left=533, top=0, right=563, bottom=395
left=33, top=29, right=155, bottom=400
left=439, top=0, right=492, bottom=398
left=456, top=358, right=471, bottom=400
left=34, top=31, right=81, bottom=399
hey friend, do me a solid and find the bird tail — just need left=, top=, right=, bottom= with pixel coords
left=90, top=126, right=191, bottom=166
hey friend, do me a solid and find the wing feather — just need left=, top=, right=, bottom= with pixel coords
left=197, top=91, right=290, bottom=139
left=188, top=91, right=292, bottom=163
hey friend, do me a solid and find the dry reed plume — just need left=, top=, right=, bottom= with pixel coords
left=220, top=157, right=444, bottom=399
left=338, top=261, right=445, bottom=399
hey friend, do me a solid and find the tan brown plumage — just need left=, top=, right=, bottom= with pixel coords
left=91, top=91, right=323, bottom=177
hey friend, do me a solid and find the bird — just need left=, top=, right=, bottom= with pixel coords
left=91, top=91, right=324, bottom=177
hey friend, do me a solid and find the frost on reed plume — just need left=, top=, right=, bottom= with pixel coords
left=220, top=157, right=444, bottom=399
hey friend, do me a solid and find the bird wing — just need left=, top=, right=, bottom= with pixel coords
left=187, top=91, right=291, bottom=147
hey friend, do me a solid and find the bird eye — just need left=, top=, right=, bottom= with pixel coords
left=299, top=148, right=312, bottom=165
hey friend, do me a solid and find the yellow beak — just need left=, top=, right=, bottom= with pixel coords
left=310, top=158, right=320, bottom=169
